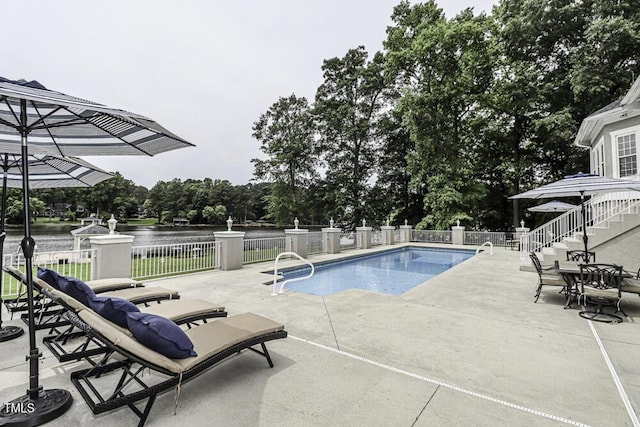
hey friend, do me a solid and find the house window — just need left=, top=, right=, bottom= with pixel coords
left=592, top=140, right=605, bottom=176
left=617, top=133, right=637, bottom=177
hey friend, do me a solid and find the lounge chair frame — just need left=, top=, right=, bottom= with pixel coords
left=15, top=278, right=179, bottom=331
left=4, top=266, right=226, bottom=362
left=68, top=311, right=286, bottom=427
left=42, top=308, right=223, bottom=363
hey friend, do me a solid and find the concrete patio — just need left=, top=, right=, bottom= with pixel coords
left=1, top=244, right=639, bottom=426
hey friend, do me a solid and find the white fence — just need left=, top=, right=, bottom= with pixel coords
left=307, top=231, right=324, bottom=255
left=340, top=232, right=357, bottom=249
left=243, top=237, right=288, bottom=264
left=412, top=230, right=452, bottom=244
left=131, top=241, right=220, bottom=280
left=1, top=249, right=95, bottom=299
left=464, top=231, right=510, bottom=247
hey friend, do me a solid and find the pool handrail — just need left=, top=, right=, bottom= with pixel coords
left=475, top=241, right=494, bottom=255
left=271, top=252, right=315, bottom=296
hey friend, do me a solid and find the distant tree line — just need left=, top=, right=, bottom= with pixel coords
left=252, top=0, right=640, bottom=230
left=5, top=174, right=269, bottom=226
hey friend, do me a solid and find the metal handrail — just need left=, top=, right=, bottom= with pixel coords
left=271, top=251, right=315, bottom=296
left=522, top=193, right=640, bottom=259
left=475, top=241, right=494, bottom=255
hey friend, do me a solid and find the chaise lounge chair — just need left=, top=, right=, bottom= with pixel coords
left=12, top=267, right=180, bottom=331
left=3, top=275, right=144, bottom=315
left=69, top=308, right=286, bottom=426
left=4, top=266, right=227, bottom=362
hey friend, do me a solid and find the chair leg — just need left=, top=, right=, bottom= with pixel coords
left=534, top=284, right=542, bottom=303
left=579, top=303, right=623, bottom=323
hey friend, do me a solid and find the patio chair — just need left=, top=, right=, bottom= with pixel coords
left=16, top=268, right=180, bottom=331
left=530, top=252, right=566, bottom=303
left=4, top=266, right=227, bottom=362
left=577, top=263, right=625, bottom=323
left=566, top=250, right=596, bottom=264
left=621, top=267, right=640, bottom=298
left=505, top=232, right=519, bottom=250
left=3, top=275, right=144, bottom=316
left=85, top=276, right=144, bottom=292
left=69, top=308, right=286, bottom=426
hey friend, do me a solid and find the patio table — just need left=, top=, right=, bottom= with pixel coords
left=555, top=260, right=632, bottom=309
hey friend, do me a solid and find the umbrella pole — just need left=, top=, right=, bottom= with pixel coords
left=580, top=192, right=589, bottom=260
left=0, top=101, right=71, bottom=426
left=0, top=154, right=24, bottom=342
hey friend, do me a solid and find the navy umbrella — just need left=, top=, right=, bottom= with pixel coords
left=0, top=77, right=193, bottom=426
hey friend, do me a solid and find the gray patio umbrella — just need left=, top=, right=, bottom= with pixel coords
left=0, top=154, right=114, bottom=343
left=0, top=76, right=193, bottom=425
left=511, top=173, right=640, bottom=258
left=527, top=200, right=577, bottom=213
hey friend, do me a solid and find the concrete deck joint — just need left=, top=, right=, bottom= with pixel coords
left=587, top=317, right=640, bottom=427
left=322, top=296, right=340, bottom=350
left=290, top=335, right=592, bottom=427
left=411, top=385, right=439, bottom=427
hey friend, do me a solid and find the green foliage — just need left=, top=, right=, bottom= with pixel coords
left=314, top=46, right=386, bottom=228
left=5, top=196, right=46, bottom=224
left=251, top=94, right=318, bottom=225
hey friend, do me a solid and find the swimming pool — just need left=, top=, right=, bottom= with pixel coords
left=280, top=247, right=474, bottom=296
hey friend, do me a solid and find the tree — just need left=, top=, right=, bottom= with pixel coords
left=252, top=94, right=318, bottom=226
left=314, top=46, right=386, bottom=228
left=5, top=196, right=45, bottom=224
left=384, top=2, right=494, bottom=229
left=202, top=205, right=227, bottom=224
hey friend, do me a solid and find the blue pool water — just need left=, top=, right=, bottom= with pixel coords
left=281, top=247, right=474, bottom=296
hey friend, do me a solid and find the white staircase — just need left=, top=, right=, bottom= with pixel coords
left=521, top=193, right=640, bottom=268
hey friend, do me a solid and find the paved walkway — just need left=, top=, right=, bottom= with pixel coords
left=1, top=244, right=639, bottom=426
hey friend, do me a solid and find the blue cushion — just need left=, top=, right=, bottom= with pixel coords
left=89, top=296, right=140, bottom=328
left=56, top=275, right=95, bottom=307
left=126, top=312, right=196, bottom=359
left=37, top=267, right=63, bottom=290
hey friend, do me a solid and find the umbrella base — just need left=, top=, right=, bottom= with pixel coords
left=579, top=310, right=624, bottom=324
left=0, top=389, right=73, bottom=426
left=0, top=325, right=23, bottom=342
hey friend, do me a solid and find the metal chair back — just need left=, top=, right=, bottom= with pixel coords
left=578, top=264, right=622, bottom=293
left=567, top=250, right=596, bottom=264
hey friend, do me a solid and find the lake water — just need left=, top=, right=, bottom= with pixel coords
left=1, top=225, right=288, bottom=254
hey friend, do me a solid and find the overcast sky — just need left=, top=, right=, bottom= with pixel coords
left=2, top=0, right=497, bottom=189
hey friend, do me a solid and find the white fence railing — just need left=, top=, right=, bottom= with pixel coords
left=307, top=231, right=324, bottom=255
left=412, top=230, right=452, bottom=244
left=1, top=249, right=95, bottom=299
left=131, top=241, right=220, bottom=280
left=340, top=232, right=357, bottom=249
left=464, top=231, right=510, bottom=247
left=243, top=237, right=288, bottom=264
left=371, top=231, right=382, bottom=246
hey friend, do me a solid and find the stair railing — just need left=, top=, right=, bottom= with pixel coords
left=521, top=192, right=640, bottom=261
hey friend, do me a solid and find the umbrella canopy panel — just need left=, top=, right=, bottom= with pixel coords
left=0, top=77, right=194, bottom=156
left=511, top=173, right=640, bottom=199
left=2, top=154, right=114, bottom=188
left=527, top=200, right=578, bottom=213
